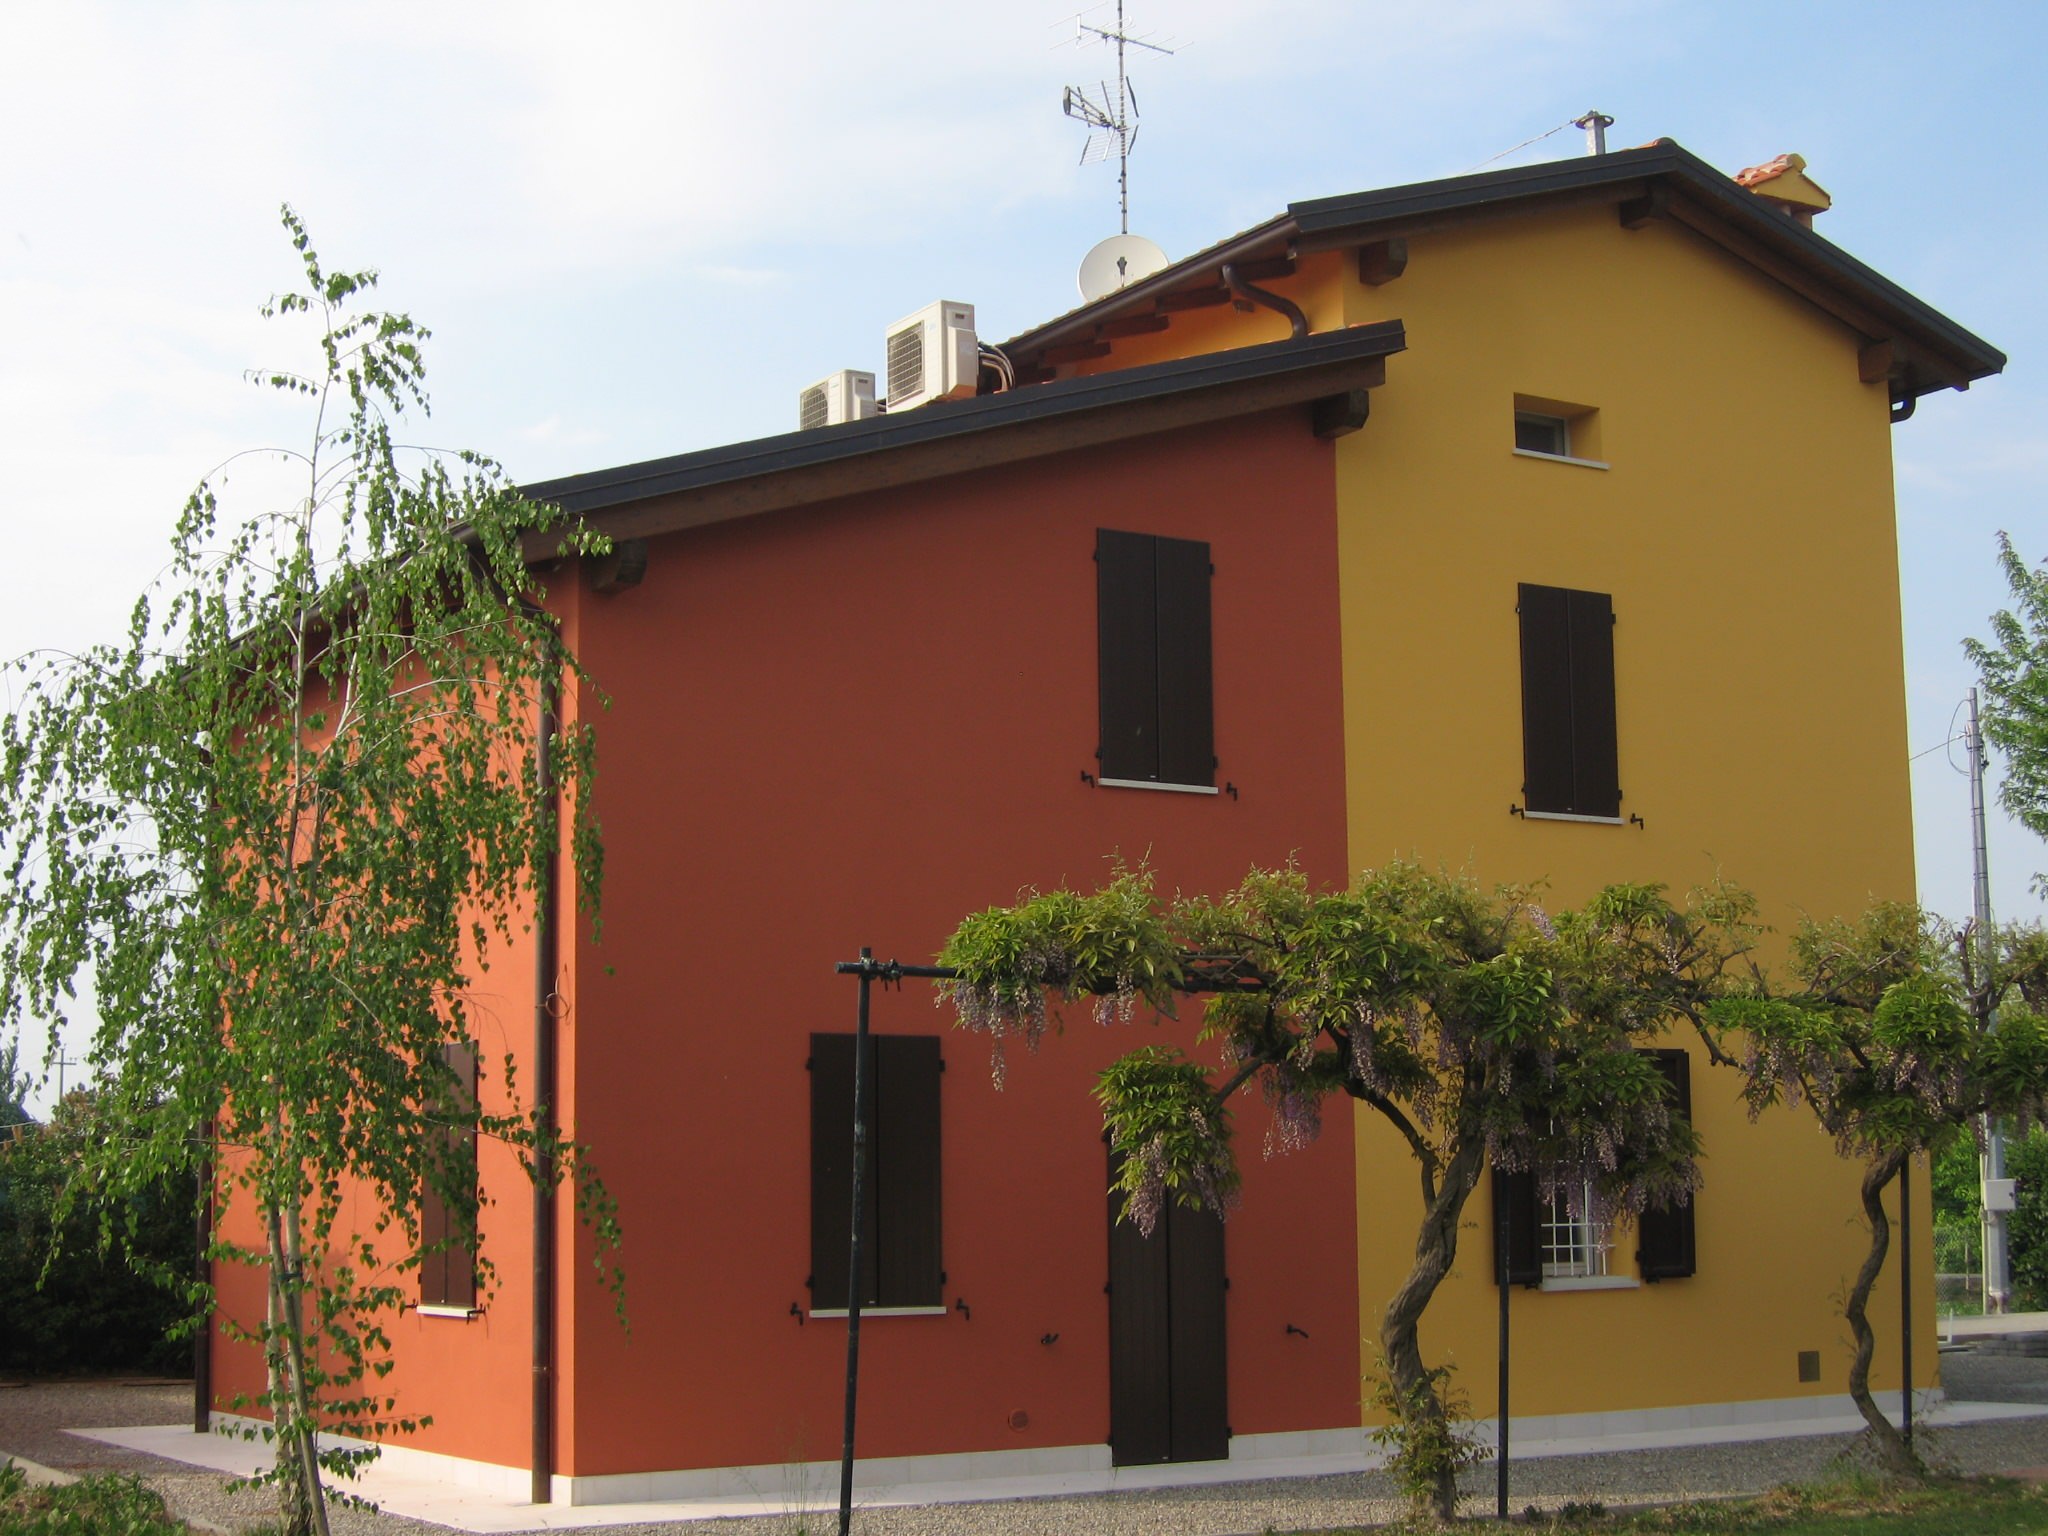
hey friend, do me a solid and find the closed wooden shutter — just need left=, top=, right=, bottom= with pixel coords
left=1635, top=1049, right=1697, bottom=1281
left=420, top=1041, right=477, bottom=1308
left=1567, top=589, right=1620, bottom=818
left=875, top=1037, right=943, bottom=1308
left=810, top=1034, right=941, bottom=1309
left=1491, top=1165, right=1541, bottom=1288
left=1518, top=584, right=1576, bottom=814
left=1517, top=583, right=1619, bottom=817
left=1098, top=529, right=1214, bottom=787
left=1153, top=536, right=1214, bottom=788
left=1098, top=529, right=1161, bottom=782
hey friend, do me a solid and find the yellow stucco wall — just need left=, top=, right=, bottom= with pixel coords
left=1041, top=192, right=1939, bottom=1423
left=1333, top=201, right=1931, bottom=1420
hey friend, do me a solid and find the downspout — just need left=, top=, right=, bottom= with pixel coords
left=1221, top=261, right=1309, bottom=339
left=530, top=632, right=562, bottom=1507
left=193, top=1143, right=212, bottom=1434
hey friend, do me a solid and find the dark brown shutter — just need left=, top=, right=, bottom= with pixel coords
left=1107, top=1158, right=1174, bottom=1465
left=809, top=1034, right=877, bottom=1309
left=1491, top=1165, right=1542, bottom=1287
left=1154, top=536, right=1214, bottom=788
left=1517, top=584, right=1575, bottom=814
left=875, top=1036, right=942, bottom=1308
left=1567, top=589, right=1620, bottom=819
left=420, top=1041, right=477, bottom=1308
left=1097, top=529, right=1159, bottom=782
left=1166, top=1199, right=1229, bottom=1462
left=1636, top=1049, right=1697, bottom=1281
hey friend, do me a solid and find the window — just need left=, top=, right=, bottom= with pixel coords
left=1511, top=394, right=1604, bottom=466
left=1514, top=412, right=1570, bottom=457
left=1492, top=1049, right=1699, bottom=1288
left=1096, top=528, right=1215, bottom=790
left=1516, top=583, right=1620, bottom=820
left=419, top=1041, right=478, bottom=1310
left=809, top=1034, right=942, bottom=1311
left=1540, top=1184, right=1610, bottom=1279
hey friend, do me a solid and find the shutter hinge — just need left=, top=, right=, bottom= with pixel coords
left=940, top=1270, right=948, bottom=1285
left=805, top=1057, right=812, bottom=1071
left=1104, top=1281, right=1113, bottom=1294
left=938, top=1059, right=947, bottom=1072
left=805, top=1274, right=814, bottom=1289
left=1208, top=563, right=1215, bottom=575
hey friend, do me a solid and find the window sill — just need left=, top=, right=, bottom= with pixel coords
left=1538, top=1275, right=1639, bottom=1293
left=1097, top=778, right=1219, bottom=796
left=415, top=1304, right=480, bottom=1320
left=1513, top=448, right=1610, bottom=470
left=1520, top=809, right=1627, bottom=825
left=808, top=1306, right=949, bottom=1319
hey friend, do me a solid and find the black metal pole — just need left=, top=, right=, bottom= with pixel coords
left=1496, top=1177, right=1510, bottom=1519
left=839, top=949, right=874, bottom=1536
left=1901, top=1156, right=1913, bottom=1453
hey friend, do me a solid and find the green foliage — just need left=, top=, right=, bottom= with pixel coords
left=0, top=1468, right=192, bottom=1536
left=2006, top=1127, right=2048, bottom=1311
left=0, top=1094, right=192, bottom=1376
left=1966, top=534, right=2048, bottom=894
left=1365, top=1358, right=1486, bottom=1517
left=937, top=860, right=1756, bottom=1522
left=0, top=211, right=617, bottom=1535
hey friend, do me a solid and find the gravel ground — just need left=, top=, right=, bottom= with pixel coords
left=5, top=1353, right=2048, bottom=1536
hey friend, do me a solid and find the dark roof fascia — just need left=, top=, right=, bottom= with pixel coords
left=1292, top=140, right=2003, bottom=390
left=519, top=321, right=1405, bottom=541
left=1003, top=140, right=2003, bottom=396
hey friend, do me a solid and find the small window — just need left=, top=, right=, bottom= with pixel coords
left=1514, top=412, right=1570, bottom=457
left=1516, top=583, right=1621, bottom=819
left=1511, top=394, right=1604, bottom=465
left=419, top=1041, right=478, bottom=1309
left=1096, top=528, right=1215, bottom=789
left=809, top=1034, right=942, bottom=1310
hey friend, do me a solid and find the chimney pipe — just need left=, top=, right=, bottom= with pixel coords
left=1573, top=111, right=1614, bottom=156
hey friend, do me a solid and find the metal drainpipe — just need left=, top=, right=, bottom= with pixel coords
left=1220, top=262, right=1308, bottom=339
left=194, top=1144, right=213, bottom=1434
left=531, top=645, right=562, bottom=1506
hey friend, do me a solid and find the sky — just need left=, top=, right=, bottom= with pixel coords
left=1, top=1, right=2044, bottom=1110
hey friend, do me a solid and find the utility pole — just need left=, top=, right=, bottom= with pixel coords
left=1968, top=687, right=2011, bottom=1312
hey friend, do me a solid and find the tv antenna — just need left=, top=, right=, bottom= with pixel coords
left=1061, top=2, right=1175, bottom=235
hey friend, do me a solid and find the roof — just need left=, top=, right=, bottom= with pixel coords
left=1001, top=139, right=2001, bottom=404
left=521, top=321, right=1404, bottom=544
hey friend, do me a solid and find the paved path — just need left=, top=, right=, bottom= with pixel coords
left=8, top=1355, right=2048, bottom=1535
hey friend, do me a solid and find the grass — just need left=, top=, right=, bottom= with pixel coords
left=0, top=1462, right=194, bottom=1536
left=1284, top=1473, right=2048, bottom=1535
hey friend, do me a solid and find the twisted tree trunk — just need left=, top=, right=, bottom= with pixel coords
left=1377, top=1136, right=1490, bottom=1522
left=1843, top=1149, right=1921, bottom=1478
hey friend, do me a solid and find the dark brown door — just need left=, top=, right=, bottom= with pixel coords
left=1107, top=1158, right=1228, bottom=1465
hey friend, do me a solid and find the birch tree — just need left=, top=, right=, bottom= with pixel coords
left=0, top=212, right=617, bottom=1536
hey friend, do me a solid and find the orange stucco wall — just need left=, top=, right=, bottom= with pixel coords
left=548, top=409, right=1357, bottom=1476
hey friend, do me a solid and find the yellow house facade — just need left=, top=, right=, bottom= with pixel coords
left=1001, top=139, right=2002, bottom=1433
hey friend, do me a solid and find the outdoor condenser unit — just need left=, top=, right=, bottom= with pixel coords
left=883, top=301, right=978, bottom=413
left=798, top=370, right=879, bottom=430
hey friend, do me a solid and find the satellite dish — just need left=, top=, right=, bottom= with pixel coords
left=1078, top=233, right=1169, bottom=303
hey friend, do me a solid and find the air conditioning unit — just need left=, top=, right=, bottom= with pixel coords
left=798, top=370, right=879, bottom=431
left=884, top=301, right=978, bottom=412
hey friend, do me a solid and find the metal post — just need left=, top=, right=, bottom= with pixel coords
left=1573, top=110, right=1614, bottom=157
left=1901, top=1157, right=1914, bottom=1452
left=1968, top=688, right=2010, bottom=1314
left=1496, top=1178, right=1510, bottom=1518
left=839, top=949, right=874, bottom=1536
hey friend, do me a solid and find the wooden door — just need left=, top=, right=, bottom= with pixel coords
left=1107, top=1159, right=1228, bottom=1465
